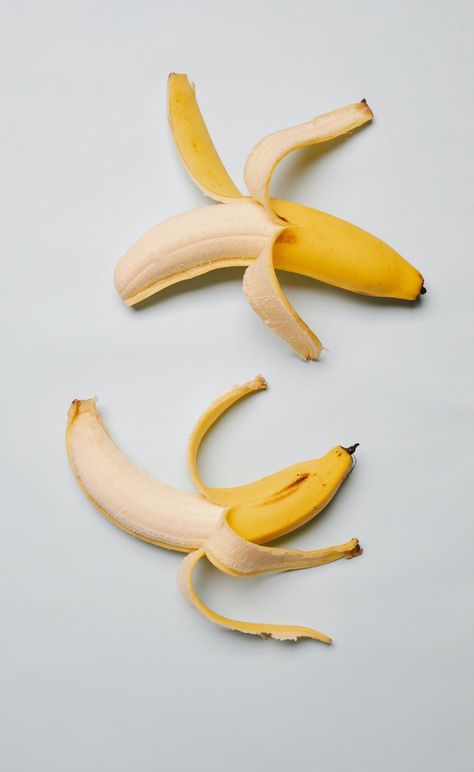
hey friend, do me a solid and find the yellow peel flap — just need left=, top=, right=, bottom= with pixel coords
left=66, top=398, right=224, bottom=552
left=168, top=73, right=242, bottom=202
left=177, top=548, right=333, bottom=643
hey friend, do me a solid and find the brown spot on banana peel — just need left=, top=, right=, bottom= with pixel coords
left=264, top=473, right=311, bottom=503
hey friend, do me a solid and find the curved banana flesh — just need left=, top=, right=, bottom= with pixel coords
left=243, top=234, right=323, bottom=360
left=114, top=200, right=282, bottom=306
left=168, top=73, right=242, bottom=202
left=66, top=398, right=224, bottom=552
left=177, top=548, right=333, bottom=643
left=187, top=374, right=354, bottom=543
left=244, top=100, right=373, bottom=217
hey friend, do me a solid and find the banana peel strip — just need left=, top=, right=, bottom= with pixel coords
left=243, top=234, right=323, bottom=360
left=168, top=73, right=242, bottom=202
left=187, top=374, right=268, bottom=502
left=244, top=101, right=373, bottom=217
left=177, top=548, right=332, bottom=643
left=178, top=516, right=360, bottom=642
left=115, top=199, right=281, bottom=306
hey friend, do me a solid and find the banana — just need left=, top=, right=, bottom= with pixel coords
left=67, top=377, right=361, bottom=642
left=167, top=73, right=242, bottom=202
left=179, top=517, right=360, bottom=642
left=114, top=73, right=424, bottom=360
left=177, top=549, right=333, bottom=643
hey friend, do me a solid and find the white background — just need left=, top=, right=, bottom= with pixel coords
left=1, top=1, right=473, bottom=770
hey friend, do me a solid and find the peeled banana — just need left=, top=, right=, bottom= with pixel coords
left=114, top=73, right=425, bottom=360
left=67, top=377, right=361, bottom=642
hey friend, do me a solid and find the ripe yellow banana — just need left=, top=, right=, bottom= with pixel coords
left=115, top=73, right=424, bottom=360
left=67, top=376, right=361, bottom=642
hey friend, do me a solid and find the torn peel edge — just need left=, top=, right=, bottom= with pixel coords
left=67, top=397, right=100, bottom=430
left=177, top=549, right=333, bottom=643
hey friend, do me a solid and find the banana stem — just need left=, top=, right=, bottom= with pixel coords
left=342, top=443, right=359, bottom=455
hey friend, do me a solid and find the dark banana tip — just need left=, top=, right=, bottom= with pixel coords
left=342, top=443, right=360, bottom=455
left=420, top=284, right=427, bottom=295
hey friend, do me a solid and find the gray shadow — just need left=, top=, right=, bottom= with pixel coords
left=274, top=128, right=368, bottom=201
left=130, top=266, right=245, bottom=312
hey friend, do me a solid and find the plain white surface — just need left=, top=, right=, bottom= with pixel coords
left=1, top=1, right=473, bottom=770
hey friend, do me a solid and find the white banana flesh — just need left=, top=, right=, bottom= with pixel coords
left=67, top=399, right=224, bottom=552
left=115, top=200, right=282, bottom=306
